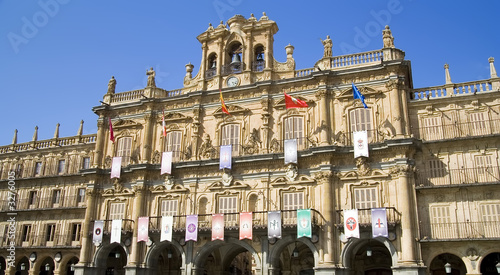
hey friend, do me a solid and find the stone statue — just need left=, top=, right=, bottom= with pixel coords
left=199, top=134, right=216, bottom=159
left=356, top=157, right=371, bottom=176
left=146, top=67, right=156, bottom=87
left=382, top=25, right=395, bottom=48
left=243, top=128, right=261, bottom=154
left=320, top=35, right=333, bottom=57
left=107, top=76, right=116, bottom=94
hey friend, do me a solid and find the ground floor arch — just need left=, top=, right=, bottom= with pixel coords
left=144, top=240, right=185, bottom=274
left=429, top=253, right=465, bottom=275
left=341, top=237, right=396, bottom=275
left=93, top=243, right=128, bottom=275
left=480, top=252, right=500, bottom=275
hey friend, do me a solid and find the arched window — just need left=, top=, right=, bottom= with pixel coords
left=284, top=116, right=304, bottom=150
left=205, top=53, right=217, bottom=79
left=221, top=124, right=240, bottom=155
left=350, top=108, right=373, bottom=142
left=165, top=131, right=182, bottom=161
left=253, top=45, right=265, bottom=72
left=248, top=194, right=258, bottom=212
left=116, top=137, right=132, bottom=165
left=199, top=197, right=208, bottom=221
left=223, top=42, right=243, bottom=75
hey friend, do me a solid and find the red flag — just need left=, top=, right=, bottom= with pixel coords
left=220, top=89, right=231, bottom=115
left=108, top=118, right=115, bottom=143
left=284, top=92, right=308, bottom=109
left=162, top=109, right=167, bottom=137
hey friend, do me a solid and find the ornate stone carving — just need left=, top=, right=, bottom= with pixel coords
left=385, top=79, right=399, bottom=91
left=313, top=171, right=332, bottom=183
left=164, top=175, right=175, bottom=190
left=270, top=138, right=280, bottom=153
left=356, top=157, right=371, bottom=176
left=382, top=25, right=395, bottom=48
left=199, top=134, right=216, bottom=159
left=104, top=155, right=112, bottom=169
left=320, top=35, right=332, bottom=58
left=113, top=178, right=123, bottom=193
left=107, top=76, right=116, bottom=94
left=152, top=150, right=161, bottom=164
left=389, top=164, right=416, bottom=177
left=221, top=169, right=233, bottom=187
left=243, top=128, right=261, bottom=155
left=146, top=67, right=156, bottom=87
left=285, top=164, right=298, bottom=181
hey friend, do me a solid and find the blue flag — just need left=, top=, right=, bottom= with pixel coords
left=352, top=83, right=368, bottom=109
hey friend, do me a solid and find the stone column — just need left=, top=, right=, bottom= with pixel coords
left=78, top=186, right=99, bottom=266
left=93, top=118, right=106, bottom=168
left=200, top=42, right=207, bottom=80
left=245, top=31, right=253, bottom=72
left=260, top=94, right=271, bottom=153
left=315, top=90, right=330, bottom=145
left=443, top=64, right=455, bottom=96
left=191, top=106, right=201, bottom=160
left=216, top=38, right=223, bottom=76
left=265, top=29, right=273, bottom=70
left=142, top=111, right=155, bottom=163
left=128, top=183, right=146, bottom=267
left=314, top=171, right=334, bottom=264
left=386, top=79, right=404, bottom=137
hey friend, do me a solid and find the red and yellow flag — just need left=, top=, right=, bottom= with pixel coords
left=108, top=118, right=115, bottom=143
left=220, top=89, right=231, bottom=115
left=162, top=109, right=167, bottom=137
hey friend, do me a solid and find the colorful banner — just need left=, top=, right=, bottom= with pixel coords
left=110, top=219, right=122, bottom=244
left=161, top=152, right=172, bottom=175
left=268, top=211, right=282, bottom=239
left=353, top=131, right=369, bottom=158
left=185, top=215, right=198, bottom=242
left=219, top=145, right=232, bottom=169
left=111, top=157, right=122, bottom=179
left=137, top=217, right=149, bottom=242
left=93, top=220, right=104, bottom=244
left=284, top=139, right=298, bottom=164
left=212, top=214, right=224, bottom=241
left=371, top=208, right=388, bottom=238
left=161, top=215, right=173, bottom=242
left=239, top=212, right=253, bottom=240
left=344, top=209, right=360, bottom=238
left=297, top=209, right=312, bottom=238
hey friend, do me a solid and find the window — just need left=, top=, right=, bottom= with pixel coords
left=221, top=124, right=240, bottom=155
left=22, top=225, right=31, bottom=242
left=430, top=205, right=451, bottom=238
left=57, top=160, right=66, bottom=174
left=480, top=203, right=500, bottom=238
left=284, top=117, right=304, bottom=149
left=350, top=108, right=373, bottom=142
left=28, top=191, right=37, bottom=206
left=282, top=192, right=304, bottom=223
left=165, top=131, right=182, bottom=161
left=469, top=112, right=489, bottom=136
left=15, top=164, right=23, bottom=177
left=421, top=116, right=442, bottom=141
left=354, top=187, right=378, bottom=224
left=427, top=159, right=447, bottom=185
left=34, top=162, right=42, bottom=176
left=475, top=155, right=496, bottom=182
left=108, top=202, right=126, bottom=220
left=77, top=188, right=86, bottom=203
left=116, top=137, right=132, bottom=165
left=52, top=190, right=61, bottom=205
left=46, top=224, right=56, bottom=242
left=160, top=199, right=178, bottom=216
left=71, top=223, right=82, bottom=241
left=82, top=157, right=91, bottom=169
left=219, top=196, right=238, bottom=225
left=199, top=197, right=208, bottom=221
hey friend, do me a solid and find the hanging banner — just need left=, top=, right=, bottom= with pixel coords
left=371, top=208, right=389, bottom=238
left=137, top=217, right=149, bottom=242
left=185, top=215, right=198, bottom=242
left=212, top=213, right=224, bottom=241
left=239, top=212, right=253, bottom=240
left=284, top=139, right=298, bottom=164
left=110, top=219, right=122, bottom=244
left=344, top=209, right=360, bottom=238
left=161, top=152, right=172, bottom=175
left=111, top=157, right=122, bottom=179
left=93, top=220, right=104, bottom=244
left=268, top=211, right=282, bottom=239
left=353, top=131, right=369, bottom=158
left=219, top=145, right=232, bottom=169
left=161, top=215, right=173, bottom=242
left=297, top=209, right=312, bottom=238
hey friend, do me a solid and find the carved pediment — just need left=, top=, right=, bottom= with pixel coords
left=338, top=86, right=381, bottom=99
left=274, top=95, right=312, bottom=110
left=157, top=112, right=191, bottom=123
left=150, top=184, right=188, bottom=193
left=208, top=180, right=249, bottom=191
left=102, top=187, right=134, bottom=196
left=340, top=169, right=388, bottom=180
left=271, top=174, right=316, bottom=186
left=113, top=119, right=142, bottom=129
left=213, top=104, right=250, bottom=117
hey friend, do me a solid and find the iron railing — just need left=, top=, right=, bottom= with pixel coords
left=416, top=166, right=500, bottom=187
left=411, top=119, right=500, bottom=142
left=335, top=207, right=401, bottom=228
left=222, top=62, right=246, bottom=76
left=2, top=195, right=85, bottom=211
left=419, top=221, right=500, bottom=240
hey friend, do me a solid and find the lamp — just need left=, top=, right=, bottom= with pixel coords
left=167, top=250, right=172, bottom=259
left=20, top=263, right=26, bottom=271
left=292, top=243, right=299, bottom=258
left=115, top=252, right=120, bottom=259
left=445, top=263, right=451, bottom=274
left=45, top=263, right=50, bottom=271
left=496, top=262, right=500, bottom=274
left=366, top=247, right=372, bottom=257
left=70, top=264, right=75, bottom=271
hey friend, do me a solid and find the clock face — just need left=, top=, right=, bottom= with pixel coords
left=227, top=76, right=239, bottom=87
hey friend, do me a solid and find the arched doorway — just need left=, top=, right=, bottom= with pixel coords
left=65, top=256, right=79, bottom=275
left=105, top=245, right=127, bottom=275
left=429, top=253, right=465, bottom=275
left=38, top=257, right=55, bottom=275
left=480, top=252, right=500, bottom=275
left=157, top=243, right=182, bottom=274
left=16, top=257, right=29, bottom=275
left=0, top=256, right=5, bottom=275
left=342, top=239, right=393, bottom=275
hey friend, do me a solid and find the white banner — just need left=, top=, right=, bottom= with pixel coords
left=161, top=215, right=173, bottom=242
left=353, top=131, right=369, bottom=158
left=344, top=209, right=360, bottom=239
left=110, top=219, right=122, bottom=244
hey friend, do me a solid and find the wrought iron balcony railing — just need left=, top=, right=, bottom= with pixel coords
left=222, top=62, right=246, bottom=76
left=411, top=119, right=500, bottom=142
left=419, top=220, right=500, bottom=240
left=1, top=195, right=86, bottom=212
left=416, top=166, right=500, bottom=187
left=335, top=207, right=401, bottom=228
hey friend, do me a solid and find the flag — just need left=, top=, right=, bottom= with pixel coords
left=371, top=208, right=388, bottom=238
left=137, top=217, right=149, bottom=242
left=353, top=131, right=369, bottom=158
left=111, top=157, right=122, bottom=179
left=268, top=211, right=282, bottom=239
left=219, top=145, right=232, bottom=169
left=109, top=118, right=115, bottom=143
left=162, top=109, right=167, bottom=137
left=161, top=152, right=172, bottom=175
left=297, top=209, right=312, bottom=238
left=160, top=216, right=173, bottom=242
left=284, top=92, right=308, bottom=109
left=185, top=215, right=198, bottom=241
left=212, top=214, right=224, bottom=241
left=220, top=89, right=231, bottom=115
left=344, top=209, right=360, bottom=238
left=93, top=220, right=104, bottom=244
left=352, top=83, right=368, bottom=108
left=239, top=212, right=253, bottom=240
left=110, top=219, right=122, bottom=244
left=284, top=139, right=298, bottom=164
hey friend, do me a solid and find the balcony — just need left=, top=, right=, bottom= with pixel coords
left=252, top=60, right=265, bottom=72
left=419, top=221, right=500, bottom=241
left=416, top=166, right=500, bottom=187
left=335, top=207, right=401, bottom=229
left=412, top=119, right=500, bottom=142
left=1, top=195, right=86, bottom=212
left=222, top=62, right=246, bottom=76
left=1, top=233, right=81, bottom=248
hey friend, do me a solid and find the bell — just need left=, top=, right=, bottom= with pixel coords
left=256, top=53, right=264, bottom=61
left=231, top=53, right=241, bottom=64
left=211, top=61, right=216, bottom=69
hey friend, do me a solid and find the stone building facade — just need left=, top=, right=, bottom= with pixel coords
left=0, top=13, right=499, bottom=275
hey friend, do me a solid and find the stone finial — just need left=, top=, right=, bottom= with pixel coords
left=32, top=126, right=38, bottom=142
left=382, top=25, right=395, bottom=48
left=185, top=63, right=194, bottom=79
left=12, top=129, right=18, bottom=144
left=107, top=76, right=116, bottom=94
left=444, top=63, right=452, bottom=84
left=54, top=123, right=60, bottom=139
left=321, top=35, right=333, bottom=58
left=77, top=120, right=84, bottom=136
left=285, top=44, right=294, bottom=59
left=489, top=57, right=498, bottom=78
left=260, top=12, right=268, bottom=21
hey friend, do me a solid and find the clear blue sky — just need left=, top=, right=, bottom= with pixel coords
left=0, top=1, right=498, bottom=145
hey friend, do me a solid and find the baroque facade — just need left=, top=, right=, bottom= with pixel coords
left=1, top=13, right=499, bottom=275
